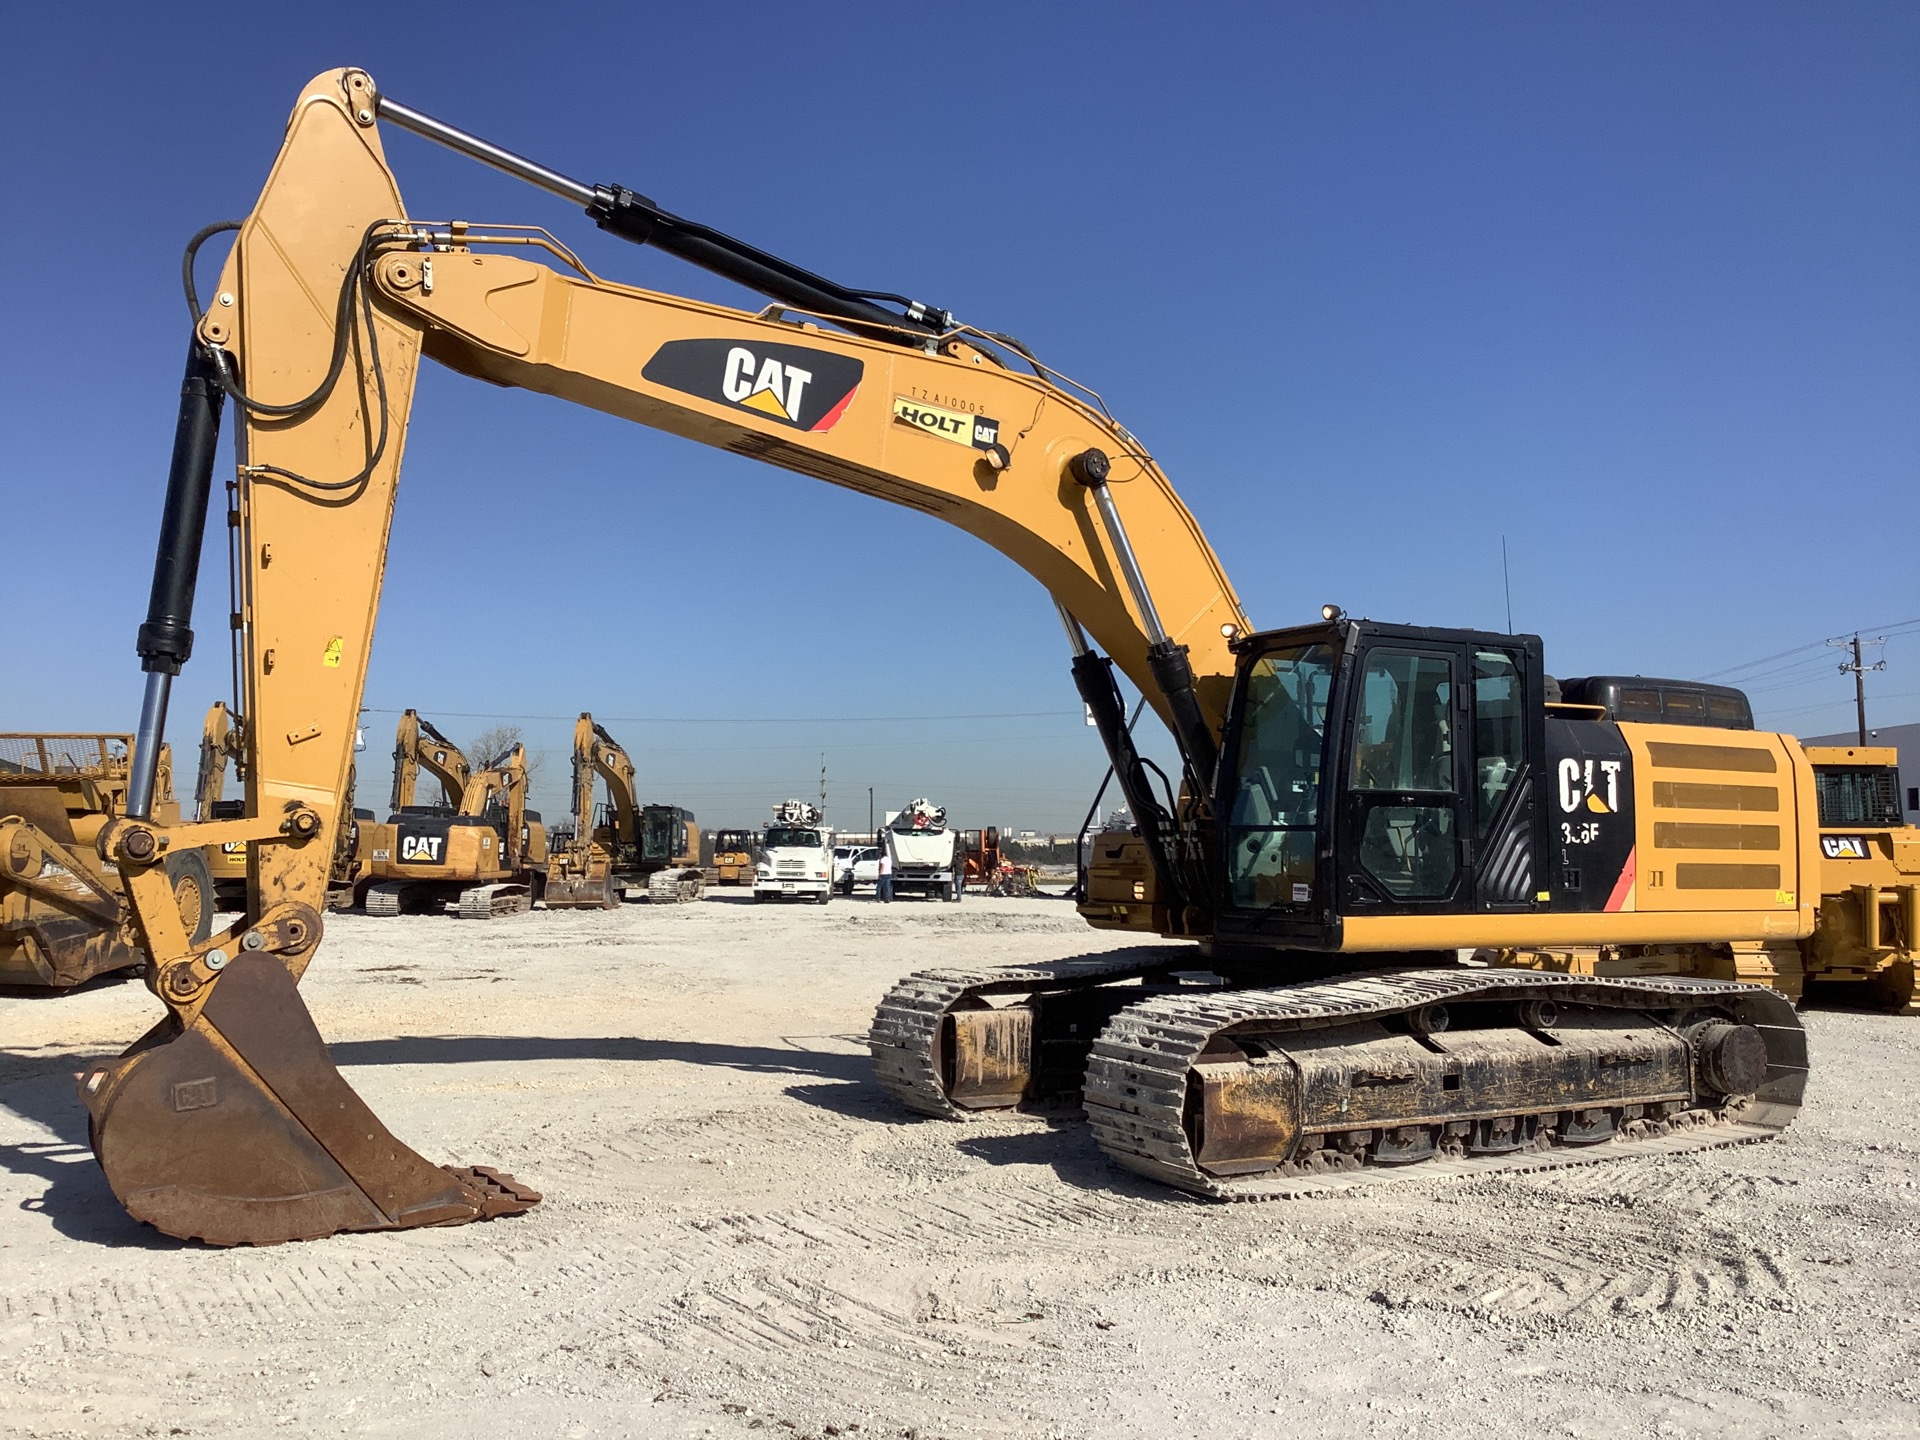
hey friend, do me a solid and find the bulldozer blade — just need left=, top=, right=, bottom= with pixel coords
left=79, top=954, right=540, bottom=1245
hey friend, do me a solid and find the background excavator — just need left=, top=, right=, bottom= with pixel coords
left=2, top=733, right=213, bottom=988
left=82, top=68, right=1811, bottom=1244
left=545, top=712, right=704, bottom=907
left=196, top=700, right=372, bottom=913
left=361, top=709, right=549, bottom=918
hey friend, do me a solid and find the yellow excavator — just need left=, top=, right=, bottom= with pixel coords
left=81, top=69, right=1812, bottom=1243
left=545, top=712, right=704, bottom=907
left=360, top=709, right=549, bottom=918
left=2, top=735, right=212, bottom=988
left=195, top=700, right=372, bottom=913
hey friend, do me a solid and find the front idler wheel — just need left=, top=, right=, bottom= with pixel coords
left=1688, top=1019, right=1769, bottom=1097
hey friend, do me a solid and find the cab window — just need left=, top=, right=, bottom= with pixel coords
left=1349, top=649, right=1457, bottom=900
left=1350, top=652, right=1453, bottom=793
left=1225, top=644, right=1334, bottom=908
left=1472, top=649, right=1524, bottom=836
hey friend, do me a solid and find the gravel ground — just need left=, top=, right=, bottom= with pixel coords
left=3, top=893, right=1918, bottom=1439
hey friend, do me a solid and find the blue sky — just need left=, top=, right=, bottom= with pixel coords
left=2, top=3, right=1914, bottom=831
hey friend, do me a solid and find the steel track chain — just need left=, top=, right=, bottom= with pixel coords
left=1082, top=968, right=1807, bottom=1200
left=867, top=949, right=1191, bottom=1118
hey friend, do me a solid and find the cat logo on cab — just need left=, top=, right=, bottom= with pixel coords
left=643, top=339, right=862, bottom=432
left=1820, top=834, right=1871, bottom=860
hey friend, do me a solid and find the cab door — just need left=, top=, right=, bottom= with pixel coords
left=1339, top=644, right=1469, bottom=910
left=1334, top=638, right=1545, bottom=916
left=1465, top=645, right=1541, bottom=910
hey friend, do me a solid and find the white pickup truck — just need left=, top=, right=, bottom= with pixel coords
left=754, top=800, right=833, bottom=905
left=833, top=845, right=882, bottom=894
left=883, top=799, right=963, bottom=902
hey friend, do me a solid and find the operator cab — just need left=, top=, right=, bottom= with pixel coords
left=640, top=804, right=696, bottom=865
left=1215, top=620, right=1544, bottom=948
left=1212, top=619, right=1757, bottom=951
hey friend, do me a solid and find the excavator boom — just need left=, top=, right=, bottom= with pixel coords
left=390, top=709, right=472, bottom=813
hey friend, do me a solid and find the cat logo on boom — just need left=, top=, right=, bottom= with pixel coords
left=642, top=339, right=862, bottom=432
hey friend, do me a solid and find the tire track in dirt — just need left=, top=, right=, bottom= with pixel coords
left=460, top=1176, right=1165, bottom=1431
left=1256, top=1164, right=1799, bottom=1323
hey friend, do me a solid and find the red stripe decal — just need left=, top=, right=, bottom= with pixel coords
left=1603, top=847, right=1636, bottom=912
left=811, top=384, right=859, bottom=432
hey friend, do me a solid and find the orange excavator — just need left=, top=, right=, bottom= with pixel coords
left=82, top=69, right=1811, bottom=1244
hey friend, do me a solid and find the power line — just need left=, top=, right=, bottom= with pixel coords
left=1695, top=641, right=1827, bottom=681
left=362, top=706, right=1084, bottom=725
left=1758, top=689, right=1920, bottom=723
left=1697, top=618, right=1920, bottom=683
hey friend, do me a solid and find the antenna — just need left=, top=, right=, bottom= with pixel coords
left=1501, top=536, right=1514, bottom=633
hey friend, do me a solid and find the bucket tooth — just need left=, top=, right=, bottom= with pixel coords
left=81, top=953, right=538, bottom=1245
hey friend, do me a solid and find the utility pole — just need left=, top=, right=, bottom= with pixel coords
left=868, top=786, right=874, bottom=842
left=1828, top=632, right=1887, bottom=744
left=819, top=753, right=827, bottom=818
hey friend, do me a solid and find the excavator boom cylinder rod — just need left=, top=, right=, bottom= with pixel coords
left=1078, top=457, right=1169, bottom=647
left=130, top=340, right=228, bottom=817
left=1055, top=602, right=1093, bottom=658
left=373, top=91, right=945, bottom=346
left=1072, top=450, right=1218, bottom=783
left=374, top=95, right=593, bottom=204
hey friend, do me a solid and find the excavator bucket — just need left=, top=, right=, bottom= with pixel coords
left=78, top=954, right=539, bottom=1245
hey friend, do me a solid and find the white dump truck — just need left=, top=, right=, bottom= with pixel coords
left=754, top=799, right=834, bottom=905
left=883, top=798, right=963, bottom=902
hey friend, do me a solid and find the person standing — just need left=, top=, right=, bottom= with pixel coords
left=877, top=847, right=893, bottom=903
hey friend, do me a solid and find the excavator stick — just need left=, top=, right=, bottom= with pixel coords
left=79, top=953, right=537, bottom=1245
left=91, top=72, right=540, bottom=1243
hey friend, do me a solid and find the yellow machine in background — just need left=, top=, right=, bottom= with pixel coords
left=546, top=712, right=705, bottom=907
left=78, top=70, right=1812, bottom=1242
left=197, top=700, right=372, bottom=913
left=361, top=711, right=549, bottom=918
left=195, top=701, right=249, bottom=911
left=1800, top=744, right=1919, bottom=1011
left=709, top=829, right=755, bottom=886
left=1, top=734, right=211, bottom=987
